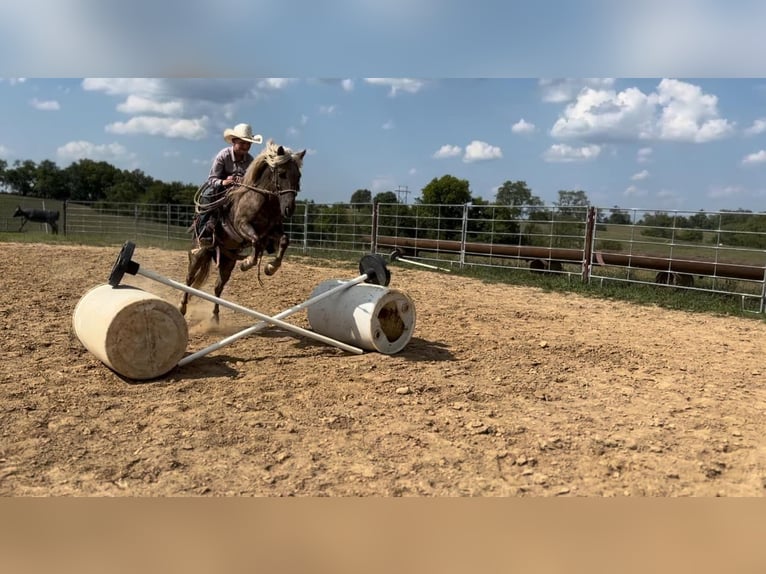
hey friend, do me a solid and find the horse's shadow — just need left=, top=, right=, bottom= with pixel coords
left=121, top=333, right=453, bottom=385
left=235, top=329, right=455, bottom=362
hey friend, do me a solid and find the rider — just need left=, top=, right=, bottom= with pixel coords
left=196, top=122, right=263, bottom=246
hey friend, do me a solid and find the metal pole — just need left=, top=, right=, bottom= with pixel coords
left=178, top=273, right=371, bottom=366
left=134, top=267, right=364, bottom=355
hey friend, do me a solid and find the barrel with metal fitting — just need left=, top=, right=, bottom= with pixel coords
left=306, top=279, right=416, bottom=355
left=72, top=284, right=188, bottom=380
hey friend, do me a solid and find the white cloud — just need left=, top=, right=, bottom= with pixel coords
left=463, top=140, right=502, bottom=163
left=0, top=145, right=11, bottom=157
left=741, top=150, right=766, bottom=165
left=82, top=78, right=163, bottom=96
left=408, top=167, right=417, bottom=175
left=29, top=98, right=60, bottom=111
left=56, top=140, right=135, bottom=163
left=382, top=120, right=394, bottom=130
left=511, top=118, right=536, bottom=134
left=257, top=78, right=296, bottom=90
left=550, top=79, right=734, bottom=143
left=319, top=105, right=336, bottom=115
left=708, top=185, right=746, bottom=199
left=631, top=169, right=650, bottom=181
left=745, top=119, right=766, bottom=136
left=656, top=189, right=683, bottom=207
left=432, top=144, right=462, bottom=159
left=341, top=79, right=354, bottom=92
left=117, top=95, right=183, bottom=115
left=542, top=144, right=601, bottom=163
left=624, top=185, right=648, bottom=198
left=655, top=79, right=735, bottom=142
left=637, top=147, right=653, bottom=163
left=364, top=78, right=425, bottom=96
left=105, top=116, right=208, bottom=140
left=539, top=78, right=616, bottom=103
left=300, top=114, right=308, bottom=126
left=371, top=177, right=395, bottom=193
left=287, top=126, right=300, bottom=136
left=163, top=150, right=180, bottom=158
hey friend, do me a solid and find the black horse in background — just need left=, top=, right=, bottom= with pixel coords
left=13, top=206, right=60, bottom=234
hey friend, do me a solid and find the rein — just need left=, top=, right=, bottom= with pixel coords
left=235, top=182, right=298, bottom=197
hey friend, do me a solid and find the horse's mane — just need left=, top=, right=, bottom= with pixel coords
left=241, top=139, right=304, bottom=187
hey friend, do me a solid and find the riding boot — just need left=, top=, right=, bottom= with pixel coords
left=198, top=217, right=215, bottom=247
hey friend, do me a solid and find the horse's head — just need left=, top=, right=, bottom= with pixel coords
left=274, top=145, right=306, bottom=217
left=12, top=206, right=23, bottom=218
left=244, top=141, right=306, bottom=218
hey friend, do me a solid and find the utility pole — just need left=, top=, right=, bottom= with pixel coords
left=395, top=185, right=410, bottom=204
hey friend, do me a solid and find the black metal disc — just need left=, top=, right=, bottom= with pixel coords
left=359, top=254, right=391, bottom=287
left=389, top=248, right=403, bottom=261
left=108, top=241, right=139, bottom=286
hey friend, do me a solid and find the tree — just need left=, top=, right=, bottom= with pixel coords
left=374, top=191, right=398, bottom=204
left=0, top=158, right=7, bottom=192
left=495, top=180, right=543, bottom=208
left=35, top=160, right=69, bottom=200
left=555, top=189, right=590, bottom=208
left=3, top=160, right=38, bottom=196
left=350, top=188, right=372, bottom=204
left=420, top=175, right=472, bottom=205
left=416, top=175, right=473, bottom=240
left=606, top=206, right=632, bottom=225
left=63, top=159, right=122, bottom=201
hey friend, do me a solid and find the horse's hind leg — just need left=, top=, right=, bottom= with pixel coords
left=50, top=222, right=58, bottom=234
left=264, top=234, right=290, bottom=276
left=179, top=250, right=201, bottom=315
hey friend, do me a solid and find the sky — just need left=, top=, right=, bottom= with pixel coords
left=2, top=2, right=766, bottom=212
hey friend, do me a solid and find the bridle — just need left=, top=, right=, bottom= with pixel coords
left=235, top=163, right=299, bottom=199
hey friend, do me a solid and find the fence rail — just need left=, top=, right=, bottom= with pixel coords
left=3, top=199, right=766, bottom=312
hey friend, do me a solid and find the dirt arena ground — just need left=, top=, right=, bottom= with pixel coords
left=1, top=241, right=766, bottom=497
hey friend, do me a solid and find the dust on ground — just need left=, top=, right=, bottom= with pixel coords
left=2, top=242, right=766, bottom=496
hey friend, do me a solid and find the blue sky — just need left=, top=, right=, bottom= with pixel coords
left=2, top=2, right=766, bottom=212
left=2, top=77, right=766, bottom=212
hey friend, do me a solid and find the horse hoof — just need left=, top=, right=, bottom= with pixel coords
left=264, top=264, right=276, bottom=276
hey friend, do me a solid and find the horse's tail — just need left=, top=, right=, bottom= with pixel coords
left=189, top=252, right=212, bottom=289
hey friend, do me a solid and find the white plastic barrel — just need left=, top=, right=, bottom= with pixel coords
left=306, top=280, right=416, bottom=354
left=72, top=284, right=188, bottom=380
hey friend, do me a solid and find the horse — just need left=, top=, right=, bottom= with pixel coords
left=13, top=206, right=60, bottom=234
left=179, top=140, right=306, bottom=322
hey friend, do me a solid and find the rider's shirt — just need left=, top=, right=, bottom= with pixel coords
left=207, top=146, right=255, bottom=189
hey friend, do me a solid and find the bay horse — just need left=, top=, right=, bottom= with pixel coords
left=179, top=140, right=306, bottom=322
left=13, top=206, right=60, bottom=234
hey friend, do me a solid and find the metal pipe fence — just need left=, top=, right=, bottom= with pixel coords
left=3, top=199, right=766, bottom=311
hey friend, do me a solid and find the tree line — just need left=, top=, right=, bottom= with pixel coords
left=0, top=158, right=197, bottom=206
left=2, top=157, right=765, bottom=248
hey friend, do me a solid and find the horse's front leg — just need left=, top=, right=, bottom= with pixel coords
left=179, top=250, right=196, bottom=315
left=237, top=222, right=261, bottom=272
left=18, top=218, right=27, bottom=232
left=264, top=233, right=290, bottom=276
left=212, top=258, right=237, bottom=324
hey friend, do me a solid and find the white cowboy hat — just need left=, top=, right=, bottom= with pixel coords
left=223, top=123, right=263, bottom=144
